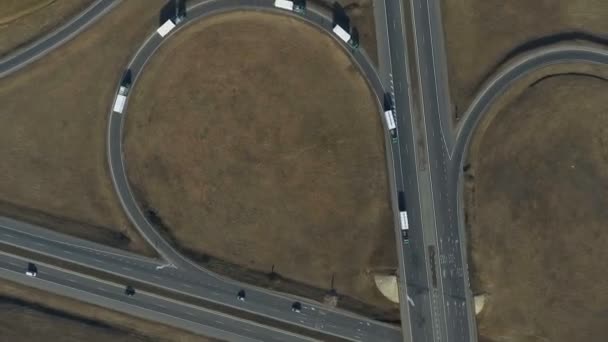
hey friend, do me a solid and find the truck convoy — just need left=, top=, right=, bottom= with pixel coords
left=398, top=191, right=410, bottom=243
left=274, top=0, right=306, bottom=13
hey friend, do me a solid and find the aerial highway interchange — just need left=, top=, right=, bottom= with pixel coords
left=0, top=0, right=607, bottom=341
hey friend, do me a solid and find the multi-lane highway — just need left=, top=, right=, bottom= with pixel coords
left=0, top=214, right=397, bottom=341
left=378, top=0, right=608, bottom=342
left=0, top=0, right=607, bottom=341
left=401, top=0, right=476, bottom=341
left=376, top=0, right=467, bottom=340
left=374, top=1, right=426, bottom=342
left=394, top=1, right=608, bottom=342
left=0, top=251, right=314, bottom=342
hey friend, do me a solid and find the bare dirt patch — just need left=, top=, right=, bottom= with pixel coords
left=0, top=279, right=220, bottom=342
left=0, top=0, right=94, bottom=57
left=464, top=66, right=608, bottom=341
left=0, top=0, right=171, bottom=255
left=124, top=11, right=398, bottom=319
left=441, top=0, right=608, bottom=118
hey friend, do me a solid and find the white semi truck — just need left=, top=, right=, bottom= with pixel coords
left=274, top=0, right=293, bottom=10
left=384, top=93, right=397, bottom=142
left=274, top=0, right=306, bottom=14
left=113, top=85, right=128, bottom=114
left=332, top=24, right=351, bottom=43
left=157, top=19, right=176, bottom=37
left=113, top=71, right=132, bottom=114
left=398, top=191, right=409, bottom=243
left=332, top=24, right=359, bottom=49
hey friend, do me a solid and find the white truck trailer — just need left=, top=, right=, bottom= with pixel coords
left=332, top=24, right=351, bottom=44
left=385, top=108, right=397, bottom=142
left=384, top=109, right=396, bottom=131
left=274, top=0, right=294, bottom=11
left=384, top=93, right=397, bottom=141
left=113, top=86, right=129, bottom=114
left=398, top=191, right=409, bottom=243
left=274, top=0, right=306, bottom=14
left=157, top=19, right=176, bottom=37
left=400, top=211, right=409, bottom=240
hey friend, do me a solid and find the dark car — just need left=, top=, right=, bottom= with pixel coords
left=25, top=263, right=37, bottom=277
left=291, top=301, right=302, bottom=313
left=125, top=285, right=136, bottom=296
left=237, top=289, right=246, bottom=301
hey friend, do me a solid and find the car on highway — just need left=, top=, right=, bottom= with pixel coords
left=25, top=263, right=37, bottom=277
left=291, top=301, right=302, bottom=313
left=237, top=289, right=246, bottom=301
left=125, top=285, right=136, bottom=296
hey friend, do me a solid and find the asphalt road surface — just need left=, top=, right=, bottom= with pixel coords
left=449, top=50, right=608, bottom=342
left=0, top=251, right=315, bottom=342
left=107, top=1, right=400, bottom=341
left=0, top=216, right=393, bottom=341
left=374, top=1, right=426, bottom=342
left=403, top=0, right=475, bottom=341
left=1, top=0, right=400, bottom=341
left=378, top=0, right=608, bottom=342
left=0, top=0, right=120, bottom=78
left=0, top=0, right=607, bottom=341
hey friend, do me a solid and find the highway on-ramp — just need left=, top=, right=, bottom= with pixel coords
left=0, top=0, right=401, bottom=341
left=453, top=44, right=608, bottom=163
left=1, top=0, right=606, bottom=341
left=107, top=1, right=401, bottom=342
left=377, top=0, right=465, bottom=340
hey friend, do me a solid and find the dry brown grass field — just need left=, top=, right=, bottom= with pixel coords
left=441, top=0, right=608, bottom=118
left=0, top=279, right=220, bottom=342
left=124, top=11, right=398, bottom=319
left=0, top=0, right=94, bottom=57
left=0, top=0, right=171, bottom=255
left=464, top=65, right=608, bottom=342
